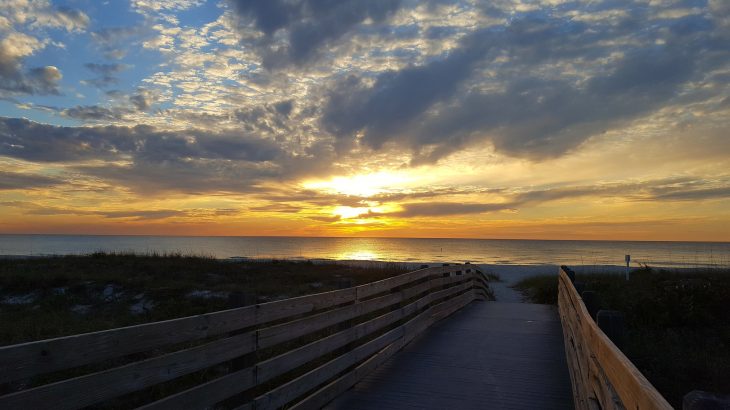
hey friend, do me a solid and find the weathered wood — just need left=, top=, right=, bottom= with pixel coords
left=0, top=331, right=256, bottom=410
left=0, top=264, right=482, bottom=410
left=0, top=305, right=257, bottom=384
left=356, top=268, right=432, bottom=300
left=256, top=297, right=421, bottom=384
left=0, top=287, right=355, bottom=384
left=558, top=267, right=672, bottom=410
left=142, top=280, right=449, bottom=410
left=256, top=278, right=440, bottom=349
left=253, top=326, right=406, bottom=410
left=290, top=338, right=405, bottom=410
left=0, top=267, right=452, bottom=383
left=266, top=287, right=473, bottom=410
left=138, top=366, right=255, bottom=410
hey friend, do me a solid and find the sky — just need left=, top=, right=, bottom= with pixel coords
left=0, top=0, right=728, bottom=241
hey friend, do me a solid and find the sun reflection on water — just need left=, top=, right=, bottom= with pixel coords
left=337, top=249, right=380, bottom=261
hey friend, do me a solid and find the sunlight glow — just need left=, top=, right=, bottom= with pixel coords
left=303, top=171, right=411, bottom=197
left=333, top=206, right=370, bottom=219
left=337, top=249, right=380, bottom=260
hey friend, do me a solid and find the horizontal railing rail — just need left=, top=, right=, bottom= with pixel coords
left=0, top=264, right=490, bottom=410
left=558, top=266, right=672, bottom=410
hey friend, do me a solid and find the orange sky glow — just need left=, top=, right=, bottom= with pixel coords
left=1, top=0, right=729, bottom=241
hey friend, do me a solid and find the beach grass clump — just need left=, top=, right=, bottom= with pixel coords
left=514, top=268, right=730, bottom=407
left=512, top=274, right=558, bottom=304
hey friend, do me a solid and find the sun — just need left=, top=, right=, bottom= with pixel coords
left=333, top=206, right=370, bottom=219
left=303, top=171, right=410, bottom=197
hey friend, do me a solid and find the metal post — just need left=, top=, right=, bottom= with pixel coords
left=625, top=254, right=631, bottom=281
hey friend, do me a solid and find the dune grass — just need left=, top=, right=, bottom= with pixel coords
left=514, top=268, right=730, bottom=407
left=0, top=252, right=410, bottom=346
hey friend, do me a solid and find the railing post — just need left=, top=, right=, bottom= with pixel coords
left=337, top=278, right=355, bottom=331
left=683, top=390, right=730, bottom=409
left=596, top=310, right=625, bottom=349
left=228, top=291, right=257, bottom=374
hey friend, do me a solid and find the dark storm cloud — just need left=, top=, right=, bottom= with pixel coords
left=0, top=171, right=61, bottom=190
left=228, top=0, right=403, bottom=67
left=321, top=8, right=728, bottom=162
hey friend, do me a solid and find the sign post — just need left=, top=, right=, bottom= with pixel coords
left=625, top=255, right=631, bottom=281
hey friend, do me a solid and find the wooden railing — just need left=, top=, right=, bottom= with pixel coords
left=0, top=264, right=490, bottom=410
left=558, top=266, right=672, bottom=410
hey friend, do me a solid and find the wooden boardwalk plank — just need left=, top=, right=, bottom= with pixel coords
left=324, top=302, right=573, bottom=410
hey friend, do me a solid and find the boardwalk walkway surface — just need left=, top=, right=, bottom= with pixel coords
left=325, top=301, right=573, bottom=409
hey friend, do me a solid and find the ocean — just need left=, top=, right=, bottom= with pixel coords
left=0, top=235, right=728, bottom=268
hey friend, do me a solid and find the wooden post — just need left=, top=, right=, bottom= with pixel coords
left=596, top=310, right=625, bottom=349
left=337, top=278, right=356, bottom=344
left=683, top=390, right=730, bottom=409
left=581, top=291, right=600, bottom=320
left=228, top=291, right=257, bottom=373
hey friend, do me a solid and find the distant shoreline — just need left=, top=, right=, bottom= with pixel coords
left=2, top=253, right=724, bottom=277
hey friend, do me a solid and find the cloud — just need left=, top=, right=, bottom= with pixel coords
left=309, top=215, right=342, bottom=222
left=651, top=187, right=730, bottom=201
left=302, top=177, right=730, bottom=220
left=0, top=32, right=62, bottom=95
left=228, top=0, right=403, bottom=67
left=387, top=202, right=516, bottom=217
left=0, top=170, right=60, bottom=190
left=25, top=206, right=187, bottom=221
left=61, top=105, right=126, bottom=121
left=2, top=1, right=89, bottom=32
left=40, top=6, right=90, bottom=31
left=129, top=88, right=155, bottom=111
left=0, top=116, right=282, bottom=162
left=321, top=7, right=727, bottom=162
left=83, top=63, right=129, bottom=88
left=0, top=116, right=297, bottom=193
left=90, top=26, right=146, bottom=60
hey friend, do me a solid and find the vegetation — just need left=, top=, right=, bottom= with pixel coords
left=0, top=252, right=410, bottom=346
left=514, top=268, right=730, bottom=408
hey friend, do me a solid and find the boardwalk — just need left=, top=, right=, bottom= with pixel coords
left=325, top=301, right=573, bottom=409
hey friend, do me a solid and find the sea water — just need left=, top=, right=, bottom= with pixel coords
left=1, top=235, right=728, bottom=268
